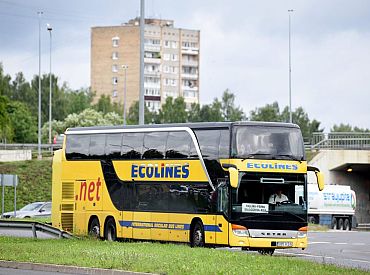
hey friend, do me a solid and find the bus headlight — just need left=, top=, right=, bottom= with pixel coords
left=298, top=226, right=307, bottom=238
left=232, top=224, right=249, bottom=237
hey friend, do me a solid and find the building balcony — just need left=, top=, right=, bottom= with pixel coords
left=182, top=86, right=198, bottom=91
left=144, top=57, right=161, bottom=64
left=144, top=83, right=161, bottom=89
left=144, top=45, right=161, bottom=52
left=144, top=70, right=161, bottom=76
left=181, top=59, right=198, bottom=66
left=181, top=48, right=199, bottom=55
left=181, top=73, right=198, bottom=80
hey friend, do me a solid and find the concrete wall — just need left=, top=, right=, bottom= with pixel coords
left=0, top=150, right=32, bottom=162
left=309, top=150, right=370, bottom=224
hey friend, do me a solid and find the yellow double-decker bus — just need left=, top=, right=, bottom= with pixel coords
left=52, top=122, right=323, bottom=254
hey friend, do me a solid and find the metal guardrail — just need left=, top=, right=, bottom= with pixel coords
left=0, top=143, right=61, bottom=150
left=310, top=132, right=370, bottom=150
left=0, top=220, right=74, bottom=239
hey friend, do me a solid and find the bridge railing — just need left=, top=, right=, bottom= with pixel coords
left=311, top=132, right=370, bottom=150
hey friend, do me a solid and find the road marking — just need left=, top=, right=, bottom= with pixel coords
left=334, top=242, right=348, bottom=245
left=308, top=241, right=331, bottom=244
left=350, top=259, right=370, bottom=264
left=275, top=251, right=334, bottom=259
left=352, top=243, right=366, bottom=246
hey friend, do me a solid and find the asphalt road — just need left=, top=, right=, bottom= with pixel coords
left=274, top=230, right=370, bottom=271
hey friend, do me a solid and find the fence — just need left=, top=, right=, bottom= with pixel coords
left=311, top=132, right=370, bottom=150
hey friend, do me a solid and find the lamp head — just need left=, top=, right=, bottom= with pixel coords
left=46, top=24, right=52, bottom=31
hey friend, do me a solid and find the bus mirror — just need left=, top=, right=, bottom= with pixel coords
left=229, top=167, right=239, bottom=188
left=316, top=171, right=324, bottom=191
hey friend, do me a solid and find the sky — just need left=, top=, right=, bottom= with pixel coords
left=0, top=0, right=369, bottom=131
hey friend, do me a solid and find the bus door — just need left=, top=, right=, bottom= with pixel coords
left=215, top=181, right=229, bottom=245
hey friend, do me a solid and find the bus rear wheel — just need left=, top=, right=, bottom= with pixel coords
left=331, top=217, right=337, bottom=230
left=338, top=218, right=344, bottom=230
left=191, top=221, right=205, bottom=247
left=89, top=217, right=100, bottom=238
left=343, top=218, right=350, bottom=231
left=258, top=249, right=275, bottom=256
left=104, top=218, right=117, bottom=241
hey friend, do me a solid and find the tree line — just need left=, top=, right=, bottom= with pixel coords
left=0, top=63, right=367, bottom=143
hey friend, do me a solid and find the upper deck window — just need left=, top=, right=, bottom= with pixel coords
left=232, top=126, right=305, bottom=161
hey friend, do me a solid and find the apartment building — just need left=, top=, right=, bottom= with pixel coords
left=91, top=18, right=200, bottom=113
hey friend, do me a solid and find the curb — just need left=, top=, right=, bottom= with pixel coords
left=0, top=260, right=153, bottom=275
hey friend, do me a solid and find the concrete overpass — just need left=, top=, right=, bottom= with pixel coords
left=308, top=132, right=370, bottom=224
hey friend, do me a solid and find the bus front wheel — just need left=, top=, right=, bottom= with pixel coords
left=89, top=217, right=100, bottom=238
left=104, top=218, right=117, bottom=241
left=191, top=221, right=205, bottom=247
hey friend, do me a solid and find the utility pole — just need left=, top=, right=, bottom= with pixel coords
left=47, top=24, right=53, bottom=145
left=288, top=9, right=294, bottom=123
left=139, top=0, right=145, bottom=125
left=37, top=11, right=43, bottom=159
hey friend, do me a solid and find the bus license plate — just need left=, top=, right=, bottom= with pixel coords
left=273, top=241, right=293, bottom=247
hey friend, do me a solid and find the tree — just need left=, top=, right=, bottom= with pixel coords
left=331, top=123, right=369, bottom=132
left=7, top=101, right=37, bottom=143
left=158, top=97, right=187, bottom=123
left=187, top=103, right=202, bottom=122
left=249, top=102, right=281, bottom=122
left=126, top=101, right=156, bottom=125
left=221, top=89, right=246, bottom=121
left=0, top=95, right=12, bottom=142
left=0, top=63, right=11, bottom=98
left=93, top=94, right=122, bottom=115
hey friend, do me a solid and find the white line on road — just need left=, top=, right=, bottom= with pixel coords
left=350, top=259, right=370, bottom=264
left=334, top=242, right=348, bottom=245
left=308, top=241, right=331, bottom=244
left=275, top=251, right=335, bottom=259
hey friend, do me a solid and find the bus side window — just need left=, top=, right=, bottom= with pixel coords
left=194, top=130, right=221, bottom=159
left=122, top=132, right=144, bottom=159
left=142, top=132, right=168, bottom=159
left=105, top=133, right=123, bottom=159
left=89, top=134, right=106, bottom=159
left=66, top=135, right=90, bottom=160
left=166, top=131, right=191, bottom=159
left=219, top=129, right=230, bottom=158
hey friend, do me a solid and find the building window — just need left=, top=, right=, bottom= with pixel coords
left=171, top=79, right=177, bottom=86
left=164, top=40, right=170, bottom=48
left=163, top=65, right=170, bottom=73
left=112, top=64, right=118, bottom=73
left=112, top=37, right=119, bottom=47
left=112, top=52, right=118, bottom=60
left=171, top=41, right=178, bottom=49
left=112, top=77, right=118, bottom=85
left=171, top=66, right=178, bottom=74
left=171, top=54, right=178, bottom=61
left=112, top=90, right=118, bottom=97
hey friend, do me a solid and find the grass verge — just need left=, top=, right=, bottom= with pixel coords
left=0, top=237, right=365, bottom=274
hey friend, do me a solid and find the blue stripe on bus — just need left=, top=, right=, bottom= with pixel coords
left=119, top=220, right=222, bottom=232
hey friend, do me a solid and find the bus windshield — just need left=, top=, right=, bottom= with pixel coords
left=232, top=126, right=305, bottom=161
left=231, top=174, right=307, bottom=223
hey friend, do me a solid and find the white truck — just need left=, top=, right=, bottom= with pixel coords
left=307, top=183, right=356, bottom=230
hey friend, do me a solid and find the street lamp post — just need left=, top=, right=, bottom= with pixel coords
left=288, top=9, right=294, bottom=123
left=122, top=65, right=128, bottom=125
left=139, top=0, right=145, bottom=125
left=37, top=11, right=43, bottom=160
left=47, top=24, right=53, bottom=146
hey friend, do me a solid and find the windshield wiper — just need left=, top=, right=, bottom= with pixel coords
left=239, top=213, right=270, bottom=220
left=275, top=154, right=302, bottom=163
left=241, top=153, right=274, bottom=161
left=273, top=211, right=305, bottom=222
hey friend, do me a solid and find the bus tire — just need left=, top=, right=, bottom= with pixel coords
left=343, top=218, right=350, bottom=231
left=338, top=218, right=344, bottom=230
left=89, top=217, right=100, bottom=238
left=191, top=221, right=205, bottom=247
left=258, top=249, right=275, bottom=255
left=308, top=216, right=316, bottom=224
left=104, top=217, right=117, bottom=241
left=331, top=217, right=337, bottom=230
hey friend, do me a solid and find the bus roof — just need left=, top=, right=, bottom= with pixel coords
left=66, top=121, right=300, bottom=133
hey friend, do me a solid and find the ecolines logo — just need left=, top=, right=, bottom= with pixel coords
left=246, top=162, right=298, bottom=171
left=131, top=163, right=190, bottom=179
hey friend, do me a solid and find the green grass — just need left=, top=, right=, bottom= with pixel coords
left=0, top=237, right=366, bottom=275
left=0, top=160, right=52, bottom=212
